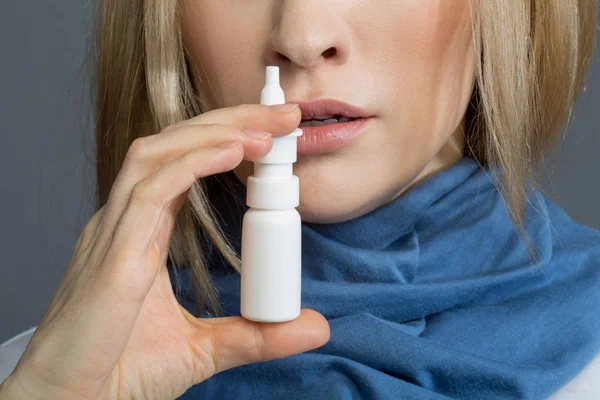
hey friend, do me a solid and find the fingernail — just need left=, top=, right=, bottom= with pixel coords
left=218, top=139, right=241, bottom=148
left=243, top=129, right=272, bottom=140
left=270, top=103, right=299, bottom=113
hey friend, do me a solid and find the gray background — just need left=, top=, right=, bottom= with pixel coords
left=0, top=3, right=598, bottom=344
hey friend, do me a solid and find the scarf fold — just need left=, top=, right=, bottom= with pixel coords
left=173, top=157, right=600, bottom=399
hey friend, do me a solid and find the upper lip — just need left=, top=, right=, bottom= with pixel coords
left=289, top=98, right=373, bottom=120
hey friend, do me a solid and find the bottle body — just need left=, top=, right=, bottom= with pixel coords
left=241, top=208, right=302, bottom=322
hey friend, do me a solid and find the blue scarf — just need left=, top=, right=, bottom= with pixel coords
left=173, top=157, right=600, bottom=399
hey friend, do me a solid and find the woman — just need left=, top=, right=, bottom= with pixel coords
left=1, top=1, right=598, bottom=399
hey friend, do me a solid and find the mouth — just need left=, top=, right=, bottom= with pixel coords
left=292, top=98, right=373, bottom=124
left=299, top=114, right=359, bottom=127
left=288, top=98, right=374, bottom=155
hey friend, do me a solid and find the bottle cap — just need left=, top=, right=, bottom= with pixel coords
left=256, top=66, right=302, bottom=164
left=247, top=66, right=302, bottom=209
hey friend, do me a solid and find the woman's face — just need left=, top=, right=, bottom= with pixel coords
left=181, top=0, right=476, bottom=223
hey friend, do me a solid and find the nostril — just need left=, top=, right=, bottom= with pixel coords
left=322, top=47, right=337, bottom=58
left=276, top=52, right=291, bottom=63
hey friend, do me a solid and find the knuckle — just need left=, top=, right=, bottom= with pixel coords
left=203, top=123, right=243, bottom=141
left=180, top=149, right=199, bottom=168
left=125, top=138, right=148, bottom=163
left=162, top=122, right=181, bottom=133
left=130, top=179, right=162, bottom=211
left=78, top=207, right=104, bottom=243
left=232, top=103, right=258, bottom=118
left=202, top=122, right=221, bottom=132
left=252, top=323, right=267, bottom=362
left=231, top=103, right=249, bottom=113
left=89, top=205, right=105, bottom=227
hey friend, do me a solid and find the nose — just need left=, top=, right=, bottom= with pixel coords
left=265, top=0, right=350, bottom=70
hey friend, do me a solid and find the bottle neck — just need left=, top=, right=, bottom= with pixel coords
left=253, top=163, right=293, bottom=179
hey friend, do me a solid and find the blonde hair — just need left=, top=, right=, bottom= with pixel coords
left=91, top=1, right=597, bottom=315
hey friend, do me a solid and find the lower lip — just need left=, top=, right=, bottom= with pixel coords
left=296, top=117, right=373, bottom=155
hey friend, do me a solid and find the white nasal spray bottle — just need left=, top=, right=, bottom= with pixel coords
left=240, top=66, right=303, bottom=322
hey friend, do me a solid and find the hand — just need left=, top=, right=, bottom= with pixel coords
left=0, top=103, right=329, bottom=400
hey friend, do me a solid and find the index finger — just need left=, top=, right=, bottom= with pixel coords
left=165, top=103, right=301, bottom=137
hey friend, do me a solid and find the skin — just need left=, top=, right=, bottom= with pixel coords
left=182, top=0, right=476, bottom=223
left=0, top=2, right=477, bottom=399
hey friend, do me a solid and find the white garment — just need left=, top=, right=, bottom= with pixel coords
left=0, top=327, right=36, bottom=383
left=1, top=327, right=599, bottom=398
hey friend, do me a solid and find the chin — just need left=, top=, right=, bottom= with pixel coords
left=297, top=201, right=351, bottom=224
left=296, top=181, right=387, bottom=224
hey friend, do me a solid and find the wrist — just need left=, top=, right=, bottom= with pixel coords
left=0, top=374, right=32, bottom=400
left=0, top=373, right=66, bottom=400
left=1, top=369, right=108, bottom=400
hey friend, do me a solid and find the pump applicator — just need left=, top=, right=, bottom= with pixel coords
left=240, top=66, right=303, bottom=322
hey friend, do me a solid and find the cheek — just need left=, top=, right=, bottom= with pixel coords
left=422, top=3, right=475, bottom=129
left=181, top=2, right=264, bottom=109
left=381, top=1, right=475, bottom=145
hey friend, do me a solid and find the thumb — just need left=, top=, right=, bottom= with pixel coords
left=193, top=309, right=330, bottom=380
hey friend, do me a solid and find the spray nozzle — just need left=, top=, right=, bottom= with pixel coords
left=260, top=66, right=285, bottom=106
left=255, top=66, right=302, bottom=167
left=265, top=65, right=280, bottom=85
